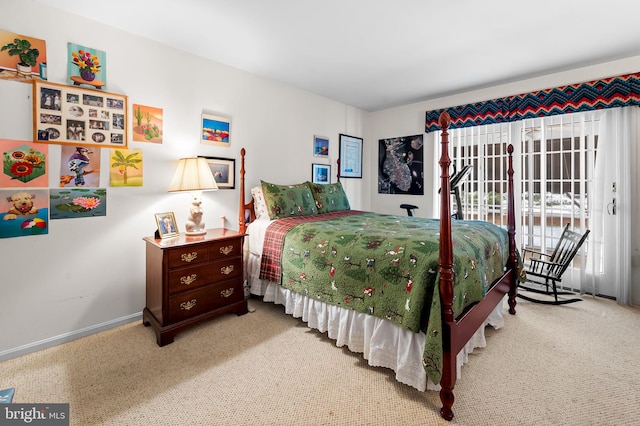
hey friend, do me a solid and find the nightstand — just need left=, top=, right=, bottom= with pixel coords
left=142, top=228, right=248, bottom=346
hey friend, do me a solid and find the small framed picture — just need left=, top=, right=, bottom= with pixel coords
left=201, top=113, right=230, bottom=146
left=155, top=212, right=179, bottom=238
left=312, top=163, right=331, bottom=184
left=198, top=156, right=236, bottom=189
left=313, top=135, right=329, bottom=157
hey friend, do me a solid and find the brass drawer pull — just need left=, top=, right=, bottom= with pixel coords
left=180, top=274, right=197, bottom=286
left=219, top=245, right=234, bottom=256
left=220, top=288, right=234, bottom=298
left=180, top=299, right=197, bottom=310
left=181, top=252, right=198, bottom=263
left=220, top=265, right=235, bottom=275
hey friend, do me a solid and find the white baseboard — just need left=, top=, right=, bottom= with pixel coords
left=0, top=312, right=142, bottom=361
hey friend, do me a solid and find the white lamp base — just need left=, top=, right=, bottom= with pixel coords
left=184, top=195, right=207, bottom=235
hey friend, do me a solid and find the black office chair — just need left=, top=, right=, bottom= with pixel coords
left=400, top=204, right=418, bottom=216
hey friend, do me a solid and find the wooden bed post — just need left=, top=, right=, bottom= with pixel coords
left=506, top=144, right=518, bottom=315
left=336, top=158, right=341, bottom=183
left=437, top=111, right=456, bottom=421
left=239, top=148, right=247, bottom=234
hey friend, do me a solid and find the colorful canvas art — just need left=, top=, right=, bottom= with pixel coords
left=67, top=43, right=107, bottom=90
left=110, top=149, right=142, bottom=186
left=0, top=188, right=49, bottom=238
left=0, top=30, right=47, bottom=83
left=313, top=135, right=329, bottom=157
left=132, top=104, right=163, bottom=143
left=1, top=140, right=48, bottom=187
left=50, top=188, right=107, bottom=219
left=201, top=113, right=230, bottom=146
left=60, top=146, right=101, bottom=188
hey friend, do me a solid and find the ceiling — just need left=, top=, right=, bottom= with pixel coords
left=34, top=0, right=640, bottom=111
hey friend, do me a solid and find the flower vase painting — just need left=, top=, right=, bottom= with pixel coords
left=67, top=43, right=107, bottom=90
left=132, top=104, right=163, bottom=143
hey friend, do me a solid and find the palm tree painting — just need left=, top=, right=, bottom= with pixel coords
left=110, top=149, right=142, bottom=186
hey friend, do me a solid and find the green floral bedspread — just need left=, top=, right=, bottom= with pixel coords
left=276, top=211, right=513, bottom=384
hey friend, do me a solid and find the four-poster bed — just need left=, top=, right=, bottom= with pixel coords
left=237, top=112, right=519, bottom=421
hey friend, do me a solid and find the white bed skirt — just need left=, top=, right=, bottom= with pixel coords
left=245, top=250, right=505, bottom=392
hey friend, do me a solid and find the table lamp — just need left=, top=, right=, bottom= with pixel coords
left=168, top=157, right=218, bottom=235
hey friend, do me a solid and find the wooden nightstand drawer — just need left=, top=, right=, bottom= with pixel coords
left=167, top=280, right=244, bottom=323
left=168, top=263, right=211, bottom=294
left=167, top=245, right=209, bottom=268
left=209, top=256, right=242, bottom=282
left=209, top=239, right=241, bottom=259
left=167, top=256, right=242, bottom=294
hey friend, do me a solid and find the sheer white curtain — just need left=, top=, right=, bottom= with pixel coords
left=590, top=106, right=638, bottom=304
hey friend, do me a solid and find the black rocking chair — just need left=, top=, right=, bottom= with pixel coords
left=518, top=223, right=590, bottom=305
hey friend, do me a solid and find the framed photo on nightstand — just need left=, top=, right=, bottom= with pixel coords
left=155, top=212, right=179, bottom=238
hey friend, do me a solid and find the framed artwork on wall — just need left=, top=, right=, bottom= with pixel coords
left=67, top=43, right=107, bottom=90
left=201, top=113, right=230, bottom=146
left=339, top=133, right=363, bottom=178
left=110, top=148, right=143, bottom=187
left=0, top=139, right=48, bottom=187
left=50, top=188, right=107, bottom=220
left=155, top=212, right=179, bottom=238
left=0, top=188, right=49, bottom=239
left=0, top=30, right=48, bottom=83
left=33, top=80, right=128, bottom=148
left=60, top=145, right=101, bottom=188
left=312, top=163, right=331, bottom=184
left=378, top=134, right=424, bottom=195
left=199, top=156, right=235, bottom=189
left=132, top=104, right=163, bottom=143
left=313, top=135, right=329, bottom=157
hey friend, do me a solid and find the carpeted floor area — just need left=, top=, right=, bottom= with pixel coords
left=1, top=295, right=639, bottom=425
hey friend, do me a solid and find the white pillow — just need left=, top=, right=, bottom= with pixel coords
left=251, top=186, right=269, bottom=219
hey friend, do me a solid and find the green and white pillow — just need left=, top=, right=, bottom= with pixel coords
left=261, top=181, right=318, bottom=219
left=307, top=181, right=350, bottom=214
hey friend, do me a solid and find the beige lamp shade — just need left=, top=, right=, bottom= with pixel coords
left=168, top=157, right=218, bottom=235
left=168, top=157, right=218, bottom=192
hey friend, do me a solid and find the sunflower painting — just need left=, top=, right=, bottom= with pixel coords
left=1, top=140, right=48, bottom=187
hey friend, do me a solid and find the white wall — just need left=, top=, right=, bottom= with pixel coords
left=0, top=0, right=366, bottom=357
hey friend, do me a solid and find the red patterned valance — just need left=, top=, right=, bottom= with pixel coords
left=425, top=72, right=640, bottom=133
